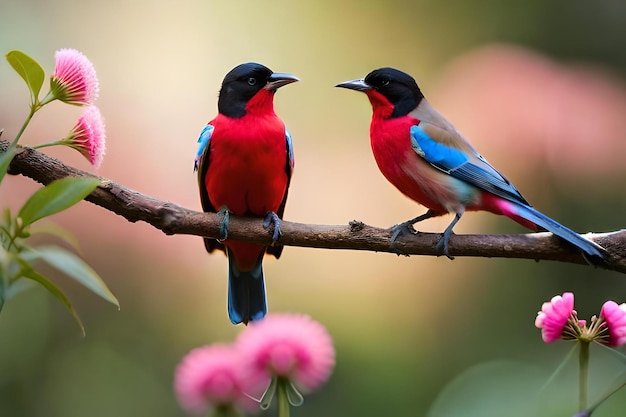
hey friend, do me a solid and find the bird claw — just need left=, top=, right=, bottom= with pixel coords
left=435, top=210, right=462, bottom=260
left=217, top=207, right=230, bottom=241
left=388, top=222, right=418, bottom=255
left=263, top=211, right=282, bottom=243
left=386, top=210, right=440, bottom=254
left=434, top=235, right=454, bottom=260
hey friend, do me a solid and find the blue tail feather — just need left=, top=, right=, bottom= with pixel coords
left=227, top=250, right=267, bottom=325
left=513, top=203, right=605, bottom=264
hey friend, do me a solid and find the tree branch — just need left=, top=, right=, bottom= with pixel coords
left=2, top=140, right=625, bottom=273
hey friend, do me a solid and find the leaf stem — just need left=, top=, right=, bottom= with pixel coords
left=31, top=140, right=63, bottom=150
left=12, top=104, right=37, bottom=147
left=277, top=378, right=290, bottom=417
left=13, top=91, right=57, bottom=148
left=579, top=341, right=590, bottom=412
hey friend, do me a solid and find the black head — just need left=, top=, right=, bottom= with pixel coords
left=336, top=67, right=424, bottom=118
left=217, top=62, right=299, bottom=118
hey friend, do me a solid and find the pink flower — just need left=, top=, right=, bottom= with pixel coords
left=600, top=301, right=626, bottom=346
left=66, top=106, right=106, bottom=167
left=50, top=48, right=99, bottom=105
left=535, top=292, right=576, bottom=343
left=174, top=344, right=258, bottom=415
left=237, top=313, right=335, bottom=392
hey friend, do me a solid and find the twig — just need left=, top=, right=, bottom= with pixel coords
left=2, top=140, right=625, bottom=273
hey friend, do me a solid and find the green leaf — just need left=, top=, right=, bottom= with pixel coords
left=0, top=208, right=12, bottom=246
left=29, top=245, right=118, bottom=308
left=15, top=257, right=85, bottom=335
left=428, top=361, right=546, bottom=417
left=18, top=177, right=100, bottom=227
left=5, top=50, right=45, bottom=104
left=30, top=222, right=81, bottom=251
left=0, top=141, right=17, bottom=184
left=4, top=277, right=37, bottom=299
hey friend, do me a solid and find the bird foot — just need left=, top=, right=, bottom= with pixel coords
left=434, top=233, right=455, bottom=260
left=217, top=207, right=230, bottom=241
left=386, top=210, right=440, bottom=255
left=388, top=221, right=418, bottom=255
left=263, top=211, right=282, bottom=243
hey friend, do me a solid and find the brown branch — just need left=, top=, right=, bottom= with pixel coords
left=2, top=140, right=626, bottom=273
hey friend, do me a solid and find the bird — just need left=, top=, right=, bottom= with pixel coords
left=194, top=62, right=298, bottom=324
left=336, top=67, right=605, bottom=264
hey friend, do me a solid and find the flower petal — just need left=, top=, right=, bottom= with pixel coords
left=50, top=48, right=99, bottom=105
left=237, top=313, right=336, bottom=392
left=535, top=292, right=574, bottom=343
left=67, top=106, right=106, bottom=167
left=174, top=344, right=258, bottom=414
left=600, top=301, right=626, bottom=346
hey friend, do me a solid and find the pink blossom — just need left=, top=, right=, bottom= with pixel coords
left=50, top=48, right=99, bottom=105
left=600, top=301, right=626, bottom=346
left=66, top=106, right=106, bottom=167
left=535, top=292, right=575, bottom=343
left=237, top=313, right=335, bottom=392
left=174, top=344, right=258, bottom=415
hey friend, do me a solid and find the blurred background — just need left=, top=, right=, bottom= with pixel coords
left=1, top=0, right=625, bottom=416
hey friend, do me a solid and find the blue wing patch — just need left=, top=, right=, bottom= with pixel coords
left=285, top=127, right=295, bottom=172
left=409, top=125, right=528, bottom=205
left=410, top=125, right=468, bottom=172
left=194, top=124, right=214, bottom=172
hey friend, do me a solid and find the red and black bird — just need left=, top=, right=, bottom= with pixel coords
left=336, top=67, right=605, bottom=263
left=194, top=63, right=298, bottom=324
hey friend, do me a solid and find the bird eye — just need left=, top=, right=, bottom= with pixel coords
left=247, top=77, right=257, bottom=86
left=381, top=79, right=390, bottom=87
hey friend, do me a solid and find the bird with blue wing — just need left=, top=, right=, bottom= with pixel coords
left=195, top=63, right=298, bottom=324
left=336, top=67, right=606, bottom=264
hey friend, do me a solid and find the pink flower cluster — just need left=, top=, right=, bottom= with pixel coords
left=67, top=106, right=106, bottom=168
left=174, top=345, right=257, bottom=415
left=535, top=292, right=577, bottom=343
left=600, top=301, right=626, bottom=346
left=174, top=313, right=335, bottom=415
left=238, top=313, right=336, bottom=392
left=50, top=48, right=99, bottom=105
left=51, top=48, right=106, bottom=167
left=535, top=292, right=626, bottom=346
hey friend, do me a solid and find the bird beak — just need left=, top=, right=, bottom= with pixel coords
left=335, top=78, right=371, bottom=91
left=265, top=73, right=300, bottom=91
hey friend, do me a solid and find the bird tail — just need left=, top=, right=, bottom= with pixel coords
left=512, top=203, right=606, bottom=265
left=226, top=249, right=267, bottom=325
